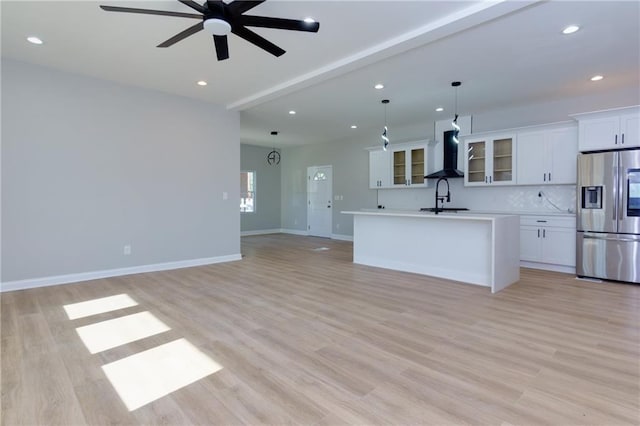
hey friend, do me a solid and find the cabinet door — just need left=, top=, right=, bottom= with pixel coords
left=369, top=150, right=390, bottom=188
left=548, top=127, right=578, bottom=184
left=620, top=112, right=640, bottom=148
left=491, top=136, right=515, bottom=184
left=465, top=139, right=487, bottom=186
left=541, top=227, right=576, bottom=267
left=410, top=148, right=425, bottom=185
left=516, top=131, right=546, bottom=185
left=392, top=149, right=407, bottom=186
left=579, top=116, right=619, bottom=151
left=520, top=226, right=542, bottom=262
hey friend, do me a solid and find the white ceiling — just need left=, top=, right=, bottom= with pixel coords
left=2, top=1, right=639, bottom=147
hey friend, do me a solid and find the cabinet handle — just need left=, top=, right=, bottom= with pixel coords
left=622, top=133, right=625, bottom=144
left=490, top=176, right=493, bottom=183
left=548, top=172, right=551, bottom=181
left=485, top=176, right=488, bottom=183
left=538, top=229, right=540, bottom=238
left=615, top=134, right=618, bottom=144
left=536, top=220, right=547, bottom=223
left=543, top=229, right=546, bottom=238
left=543, top=173, right=546, bottom=182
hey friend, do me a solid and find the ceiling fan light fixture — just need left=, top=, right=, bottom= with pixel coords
left=203, top=18, right=232, bottom=36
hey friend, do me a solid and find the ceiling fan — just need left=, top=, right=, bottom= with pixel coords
left=100, top=0, right=320, bottom=61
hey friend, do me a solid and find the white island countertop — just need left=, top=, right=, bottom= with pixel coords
left=342, top=209, right=521, bottom=293
left=345, top=209, right=517, bottom=220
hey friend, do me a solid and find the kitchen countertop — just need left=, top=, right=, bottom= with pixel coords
left=351, top=208, right=574, bottom=218
left=344, top=209, right=515, bottom=221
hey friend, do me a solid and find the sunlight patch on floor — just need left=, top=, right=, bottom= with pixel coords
left=63, top=294, right=138, bottom=320
left=75, top=311, right=170, bottom=354
left=102, top=338, right=223, bottom=411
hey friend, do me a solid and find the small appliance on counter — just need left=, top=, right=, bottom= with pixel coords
left=577, top=148, right=640, bottom=284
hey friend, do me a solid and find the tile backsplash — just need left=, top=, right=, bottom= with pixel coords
left=377, top=180, right=576, bottom=214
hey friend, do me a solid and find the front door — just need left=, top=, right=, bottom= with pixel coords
left=307, top=165, right=333, bottom=238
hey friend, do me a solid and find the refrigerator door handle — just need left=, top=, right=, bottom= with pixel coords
left=583, top=233, right=640, bottom=243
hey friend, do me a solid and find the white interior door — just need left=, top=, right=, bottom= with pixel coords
left=307, top=165, right=333, bottom=238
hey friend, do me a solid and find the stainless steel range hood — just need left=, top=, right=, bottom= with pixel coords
left=426, top=130, right=464, bottom=179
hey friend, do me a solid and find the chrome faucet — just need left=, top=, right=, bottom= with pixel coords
left=434, top=177, right=450, bottom=214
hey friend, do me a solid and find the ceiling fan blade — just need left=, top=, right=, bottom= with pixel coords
left=157, top=22, right=204, bottom=47
left=178, top=0, right=205, bottom=14
left=231, top=26, right=286, bottom=56
left=227, top=0, right=266, bottom=15
left=213, top=35, right=229, bottom=60
left=232, top=26, right=285, bottom=57
left=99, top=5, right=202, bottom=19
left=240, top=15, right=320, bottom=32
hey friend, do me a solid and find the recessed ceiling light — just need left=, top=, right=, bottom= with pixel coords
left=27, top=36, right=43, bottom=45
left=590, top=75, right=604, bottom=81
left=562, top=25, right=580, bottom=35
left=303, top=17, right=316, bottom=23
left=289, top=110, right=296, bottom=115
left=374, top=83, right=384, bottom=90
left=350, top=125, right=358, bottom=129
left=435, top=107, right=444, bottom=112
left=196, top=80, right=207, bottom=86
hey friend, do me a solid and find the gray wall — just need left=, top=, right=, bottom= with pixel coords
left=2, top=60, right=240, bottom=282
left=240, top=144, right=281, bottom=232
left=280, top=87, right=639, bottom=236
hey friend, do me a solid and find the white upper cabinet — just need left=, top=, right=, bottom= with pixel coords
left=367, top=141, right=432, bottom=189
left=369, top=149, right=391, bottom=189
left=391, top=145, right=427, bottom=187
left=517, top=125, right=578, bottom=185
left=464, top=133, right=516, bottom=186
left=572, top=106, right=640, bottom=151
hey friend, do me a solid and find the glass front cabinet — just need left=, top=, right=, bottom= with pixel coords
left=464, top=134, right=516, bottom=186
left=392, top=145, right=427, bottom=187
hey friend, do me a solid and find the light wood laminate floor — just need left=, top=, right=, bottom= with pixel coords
left=2, top=234, right=639, bottom=425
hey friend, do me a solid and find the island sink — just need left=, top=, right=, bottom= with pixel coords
left=420, top=207, right=469, bottom=213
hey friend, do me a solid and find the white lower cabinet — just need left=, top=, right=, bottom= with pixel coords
left=520, top=215, right=576, bottom=273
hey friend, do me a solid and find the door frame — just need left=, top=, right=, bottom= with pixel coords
left=307, top=165, right=333, bottom=238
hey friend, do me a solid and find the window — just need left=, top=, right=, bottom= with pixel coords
left=240, top=171, right=255, bottom=212
left=313, top=171, right=327, bottom=181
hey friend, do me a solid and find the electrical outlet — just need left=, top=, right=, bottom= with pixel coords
left=222, top=191, right=228, bottom=200
left=123, top=245, right=131, bottom=256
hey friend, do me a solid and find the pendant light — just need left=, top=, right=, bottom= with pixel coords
left=451, top=81, right=461, bottom=144
left=381, top=99, right=390, bottom=151
left=267, top=131, right=281, bottom=165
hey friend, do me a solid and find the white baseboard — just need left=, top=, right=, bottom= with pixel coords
left=280, top=228, right=309, bottom=236
left=520, top=261, right=575, bottom=275
left=241, top=229, right=281, bottom=237
left=243, top=228, right=352, bottom=241
left=0, top=254, right=242, bottom=293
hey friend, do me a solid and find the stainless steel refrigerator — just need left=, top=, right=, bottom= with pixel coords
left=577, top=149, right=640, bottom=284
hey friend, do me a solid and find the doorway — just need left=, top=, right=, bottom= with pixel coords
left=307, top=165, right=333, bottom=238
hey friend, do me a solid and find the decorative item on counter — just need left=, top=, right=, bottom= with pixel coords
left=381, top=99, right=390, bottom=151
left=451, top=81, right=461, bottom=144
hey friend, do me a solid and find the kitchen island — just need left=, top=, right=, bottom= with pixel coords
left=342, top=210, right=520, bottom=293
